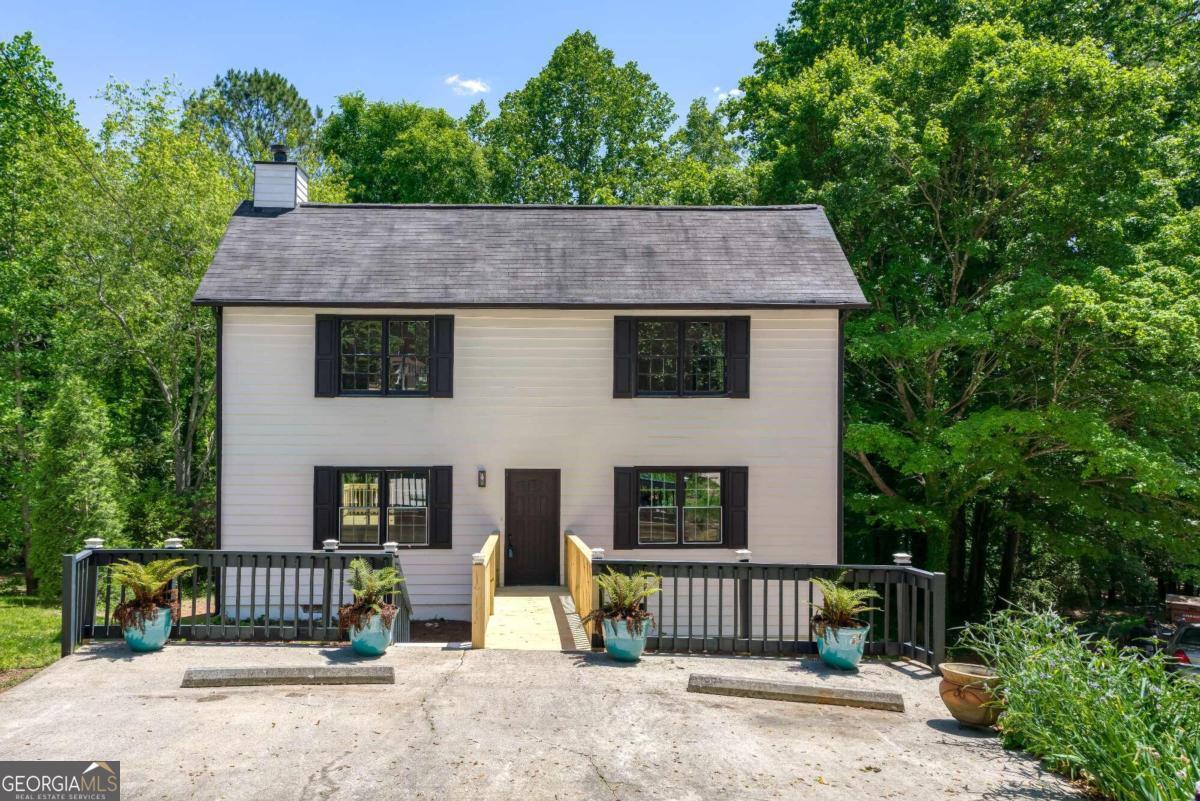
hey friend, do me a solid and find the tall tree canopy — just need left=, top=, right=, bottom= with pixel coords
left=319, top=94, right=489, bottom=203
left=481, top=31, right=675, bottom=204
left=736, top=21, right=1200, bottom=612
left=184, top=68, right=317, bottom=165
left=0, top=33, right=87, bottom=588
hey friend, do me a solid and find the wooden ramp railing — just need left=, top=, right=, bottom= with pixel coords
left=470, top=531, right=501, bottom=648
left=564, top=531, right=600, bottom=642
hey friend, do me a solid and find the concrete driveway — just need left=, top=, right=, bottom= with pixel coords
left=0, top=643, right=1080, bottom=801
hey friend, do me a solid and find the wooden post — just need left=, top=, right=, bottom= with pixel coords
left=471, top=551, right=486, bottom=649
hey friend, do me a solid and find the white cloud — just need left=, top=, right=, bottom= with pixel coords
left=445, top=74, right=490, bottom=96
left=715, top=86, right=744, bottom=102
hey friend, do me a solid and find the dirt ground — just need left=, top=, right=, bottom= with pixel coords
left=0, top=643, right=1082, bottom=801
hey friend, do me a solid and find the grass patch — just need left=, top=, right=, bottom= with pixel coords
left=0, top=574, right=61, bottom=691
left=960, top=607, right=1200, bottom=801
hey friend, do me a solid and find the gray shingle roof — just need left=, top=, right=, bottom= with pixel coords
left=193, top=203, right=868, bottom=308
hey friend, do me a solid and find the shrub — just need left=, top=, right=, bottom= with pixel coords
left=811, top=570, right=880, bottom=630
left=28, top=376, right=126, bottom=599
left=958, top=607, right=1200, bottom=801
left=585, top=568, right=661, bottom=632
left=110, top=558, right=197, bottom=631
left=338, top=558, right=403, bottom=635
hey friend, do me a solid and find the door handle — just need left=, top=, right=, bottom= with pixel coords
left=507, top=545, right=515, bottom=559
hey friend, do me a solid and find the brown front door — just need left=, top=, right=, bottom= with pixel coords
left=505, top=469, right=560, bottom=586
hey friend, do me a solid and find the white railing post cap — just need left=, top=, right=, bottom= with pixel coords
left=590, top=547, right=605, bottom=561
left=163, top=537, right=184, bottom=549
left=735, top=549, right=752, bottom=562
left=382, top=541, right=399, bottom=554
left=893, top=552, right=913, bottom=566
left=322, top=539, right=340, bottom=552
left=83, top=538, right=105, bottom=550
left=472, top=552, right=486, bottom=565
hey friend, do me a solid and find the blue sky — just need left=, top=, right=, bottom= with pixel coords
left=3, top=1, right=791, bottom=132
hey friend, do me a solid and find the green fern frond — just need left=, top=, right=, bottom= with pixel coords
left=811, top=571, right=880, bottom=628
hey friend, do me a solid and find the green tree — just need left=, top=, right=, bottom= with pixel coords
left=184, top=68, right=345, bottom=203
left=28, top=376, right=126, bottom=599
left=58, top=81, right=238, bottom=543
left=0, top=33, right=83, bottom=589
left=319, top=93, right=489, bottom=203
left=738, top=23, right=1199, bottom=613
left=482, top=31, right=676, bottom=203
left=671, top=98, right=740, bottom=169
left=184, top=68, right=317, bottom=166
left=657, top=98, right=752, bottom=206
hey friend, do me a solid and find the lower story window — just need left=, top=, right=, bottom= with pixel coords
left=638, top=469, right=722, bottom=545
left=338, top=468, right=430, bottom=546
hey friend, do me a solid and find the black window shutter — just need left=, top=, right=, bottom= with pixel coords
left=724, top=467, right=749, bottom=549
left=613, top=317, right=635, bottom=398
left=315, top=316, right=338, bottom=397
left=313, top=466, right=338, bottom=549
left=429, top=466, right=453, bottom=548
left=727, top=317, right=750, bottom=398
left=431, top=316, right=454, bottom=397
left=613, top=467, right=638, bottom=549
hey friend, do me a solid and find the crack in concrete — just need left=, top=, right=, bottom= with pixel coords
left=298, top=747, right=354, bottom=801
left=418, top=648, right=467, bottom=739
left=524, top=730, right=625, bottom=799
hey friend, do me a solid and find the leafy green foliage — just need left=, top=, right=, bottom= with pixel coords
left=28, top=377, right=126, bottom=599
left=109, top=558, right=197, bottom=604
left=320, top=94, right=489, bottom=203
left=737, top=20, right=1200, bottom=614
left=481, top=31, right=675, bottom=204
left=810, top=571, right=881, bottom=628
left=959, top=608, right=1200, bottom=801
left=0, top=33, right=81, bottom=589
left=110, top=557, right=197, bottom=631
left=338, top=557, right=404, bottom=633
left=184, top=68, right=317, bottom=166
left=585, top=568, right=661, bottom=628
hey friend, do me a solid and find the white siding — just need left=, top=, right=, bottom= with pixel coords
left=252, top=164, right=302, bottom=208
left=221, top=307, right=840, bottom=619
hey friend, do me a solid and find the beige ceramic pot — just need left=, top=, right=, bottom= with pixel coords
left=938, top=662, right=1001, bottom=728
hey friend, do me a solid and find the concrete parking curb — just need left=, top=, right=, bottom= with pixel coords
left=687, top=673, right=905, bottom=712
left=181, top=666, right=394, bottom=687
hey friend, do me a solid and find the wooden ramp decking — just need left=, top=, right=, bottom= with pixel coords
left=483, top=586, right=590, bottom=651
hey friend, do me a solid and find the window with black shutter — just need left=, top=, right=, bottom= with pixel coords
left=613, top=317, right=749, bottom=398
left=613, top=466, right=747, bottom=549
left=315, top=315, right=453, bottom=397
left=314, top=465, right=452, bottom=549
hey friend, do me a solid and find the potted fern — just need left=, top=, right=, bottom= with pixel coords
left=111, top=558, right=197, bottom=652
left=339, top=558, right=404, bottom=656
left=810, top=571, right=880, bottom=670
left=584, top=568, right=661, bottom=662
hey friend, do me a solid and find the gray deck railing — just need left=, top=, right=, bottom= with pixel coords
left=594, top=558, right=946, bottom=667
left=62, top=546, right=413, bottom=656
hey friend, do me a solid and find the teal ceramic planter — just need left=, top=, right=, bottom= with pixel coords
left=349, top=614, right=394, bottom=656
left=123, top=606, right=173, bottom=652
left=816, top=623, right=870, bottom=670
left=602, top=618, right=651, bottom=662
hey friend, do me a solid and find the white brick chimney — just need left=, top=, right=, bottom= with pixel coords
left=253, top=144, right=308, bottom=209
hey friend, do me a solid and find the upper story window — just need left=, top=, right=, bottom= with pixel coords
left=614, top=317, right=749, bottom=398
left=315, top=315, right=453, bottom=398
left=314, top=465, right=452, bottom=549
left=339, top=318, right=430, bottom=395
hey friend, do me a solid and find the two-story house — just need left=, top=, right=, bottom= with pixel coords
left=193, top=151, right=868, bottom=622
